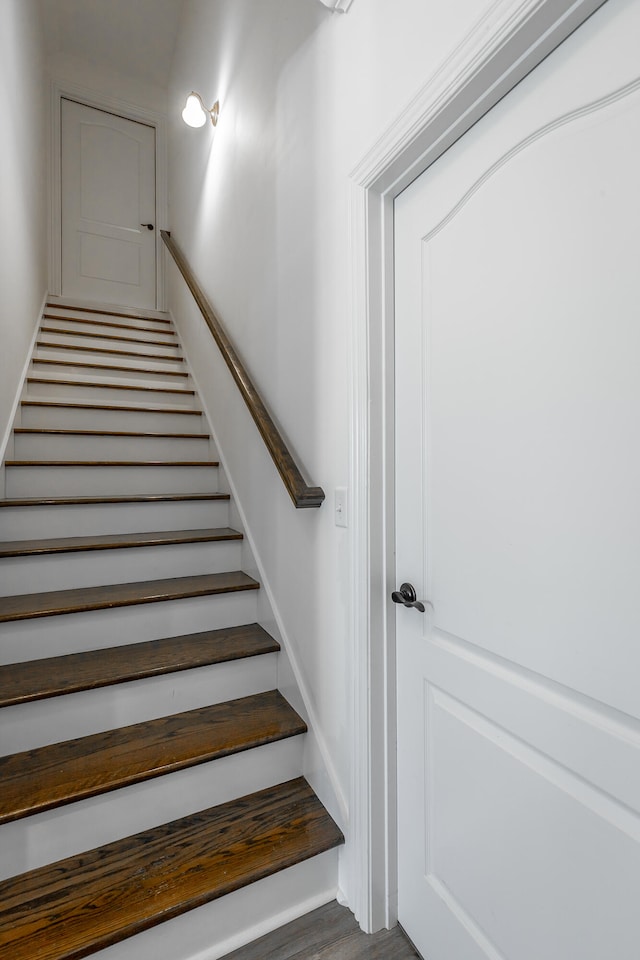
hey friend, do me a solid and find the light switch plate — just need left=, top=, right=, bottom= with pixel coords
left=335, top=487, right=348, bottom=527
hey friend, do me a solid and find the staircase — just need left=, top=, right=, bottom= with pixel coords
left=0, top=302, right=343, bottom=960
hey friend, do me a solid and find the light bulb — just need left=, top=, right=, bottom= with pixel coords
left=182, top=93, right=207, bottom=128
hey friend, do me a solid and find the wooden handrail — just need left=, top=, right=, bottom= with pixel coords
left=161, top=231, right=325, bottom=508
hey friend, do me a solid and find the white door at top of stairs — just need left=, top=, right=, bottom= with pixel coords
left=61, top=98, right=157, bottom=310
left=394, top=1, right=640, bottom=958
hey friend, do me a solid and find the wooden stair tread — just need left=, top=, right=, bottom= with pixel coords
left=0, top=624, right=279, bottom=707
left=0, top=691, right=305, bottom=823
left=0, top=571, right=259, bottom=622
left=41, top=326, right=178, bottom=347
left=27, top=377, right=195, bottom=396
left=45, top=303, right=173, bottom=323
left=14, top=427, right=209, bottom=439
left=32, top=358, right=189, bottom=378
left=0, top=493, right=229, bottom=508
left=42, top=314, right=177, bottom=336
left=21, top=400, right=202, bottom=414
left=36, top=341, right=183, bottom=361
left=0, top=527, right=241, bottom=558
left=0, top=777, right=344, bottom=960
left=5, top=459, right=219, bottom=467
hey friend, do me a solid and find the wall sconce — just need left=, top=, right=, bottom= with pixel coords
left=182, top=92, right=219, bottom=128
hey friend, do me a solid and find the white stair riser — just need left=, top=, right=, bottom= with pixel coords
left=0, top=738, right=304, bottom=881
left=14, top=433, right=212, bottom=461
left=45, top=310, right=174, bottom=335
left=26, top=379, right=196, bottom=406
left=39, top=332, right=181, bottom=358
left=35, top=345, right=184, bottom=370
left=20, top=404, right=205, bottom=433
left=31, top=361, right=189, bottom=387
left=81, top=851, right=338, bottom=960
left=5, top=463, right=219, bottom=497
left=0, top=653, right=278, bottom=754
left=0, top=540, right=241, bottom=596
left=0, top=499, right=230, bottom=541
left=0, top=591, right=259, bottom=663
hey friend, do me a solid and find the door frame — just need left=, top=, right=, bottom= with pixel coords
left=347, top=0, right=609, bottom=934
left=48, top=78, right=169, bottom=311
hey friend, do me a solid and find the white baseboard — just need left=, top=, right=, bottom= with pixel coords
left=169, top=308, right=349, bottom=833
left=0, top=291, right=47, bottom=492
left=203, top=879, right=338, bottom=960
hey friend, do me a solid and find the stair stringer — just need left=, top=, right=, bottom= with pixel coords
left=169, top=307, right=349, bottom=834
left=0, top=291, right=46, bottom=495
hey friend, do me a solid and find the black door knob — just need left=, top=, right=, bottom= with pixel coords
left=391, top=582, right=426, bottom=613
left=140, top=223, right=154, bottom=231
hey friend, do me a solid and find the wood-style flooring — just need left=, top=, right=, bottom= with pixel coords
left=220, top=900, right=421, bottom=960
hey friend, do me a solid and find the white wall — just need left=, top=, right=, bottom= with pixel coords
left=39, top=0, right=182, bottom=116
left=167, top=0, right=492, bottom=902
left=45, top=52, right=169, bottom=117
left=0, top=0, right=47, bottom=459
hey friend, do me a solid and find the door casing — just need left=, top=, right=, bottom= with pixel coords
left=346, top=0, right=609, bottom=934
left=48, top=78, right=168, bottom=311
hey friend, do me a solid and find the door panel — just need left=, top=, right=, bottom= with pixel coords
left=394, top=1, right=640, bottom=957
left=61, top=99, right=156, bottom=309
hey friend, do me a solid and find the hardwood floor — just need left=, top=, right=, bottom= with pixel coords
left=220, top=901, right=421, bottom=960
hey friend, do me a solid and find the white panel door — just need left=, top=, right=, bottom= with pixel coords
left=61, top=99, right=157, bottom=309
left=394, top=1, right=640, bottom=958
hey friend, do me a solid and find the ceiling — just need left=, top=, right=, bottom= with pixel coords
left=39, top=0, right=185, bottom=89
